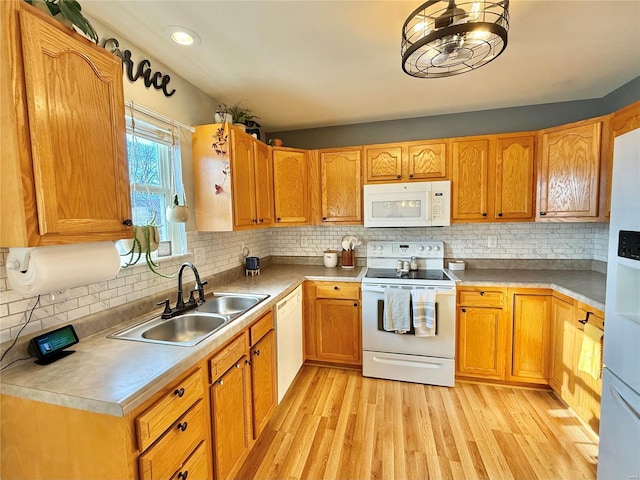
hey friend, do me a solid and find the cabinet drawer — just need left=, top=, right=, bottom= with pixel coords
left=458, top=288, right=505, bottom=308
left=209, top=332, right=248, bottom=382
left=139, top=400, right=208, bottom=480
left=315, top=282, right=360, bottom=299
left=169, top=440, right=210, bottom=480
left=250, top=311, right=274, bottom=346
left=576, top=304, right=605, bottom=331
left=136, top=368, right=205, bottom=452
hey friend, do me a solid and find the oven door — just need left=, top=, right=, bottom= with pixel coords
left=361, top=284, right=456, bottom=358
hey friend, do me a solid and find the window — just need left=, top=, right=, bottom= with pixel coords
left=124, top=102, right=187, bottom=256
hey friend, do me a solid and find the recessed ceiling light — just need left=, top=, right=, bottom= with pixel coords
left=164, top=26, right=201, bottom=46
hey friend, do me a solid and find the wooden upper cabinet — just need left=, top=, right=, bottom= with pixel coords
left=494, top=134, right=535, bottom=221
left=364, top=145, right=403, bottom=183
left=253, top=141, right=274, bottom=227
left=451, top=138, right=490, bottom=220
left=193, top=124, right=272, bottom=231
left=230, top=130, right=257, bottom=228
left=1, top=1, right=131, bottom=246
left=272, top=148, right=310, bottom=225
left=537, top=118, right=603, bottom=220
left=612, top=100, right=640, bottom=137
left=363, top=140, right=447, bottom=183
left=318, top=148, right=362, bottom=224
left=406, top=140, right=447, bottom=180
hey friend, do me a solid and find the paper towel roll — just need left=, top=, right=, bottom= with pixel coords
left=7, top=242, right=121, bottom=296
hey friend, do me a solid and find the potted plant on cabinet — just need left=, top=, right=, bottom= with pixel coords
left=25, top=0, right=99, bottom=43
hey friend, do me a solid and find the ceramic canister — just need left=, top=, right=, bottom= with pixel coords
left=323, top=250, right=338, bottom=268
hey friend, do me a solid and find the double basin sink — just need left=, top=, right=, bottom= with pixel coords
left=109, top=293, right=269, bottom=347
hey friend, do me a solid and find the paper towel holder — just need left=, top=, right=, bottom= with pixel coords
left=6, top=247, right=32, bottom=272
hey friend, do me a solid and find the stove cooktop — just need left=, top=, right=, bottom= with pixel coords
left=364, top=268, right=453, bottom=282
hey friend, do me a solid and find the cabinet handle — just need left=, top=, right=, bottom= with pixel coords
left=254, top=349, right=261, bottom=356
left=482, top=213, right=487, bottom=217
left=396, top=174, right=401, bottom=179
left=218, top=379, right=224, bottom=386
left=480, top=291, right=485, bottom=296
left=245, top=359, right=252, bottom=366
left=578, top=312, right=591, bottom=325
left=277, top=217, right=281, bottom=222
left=122, top=219, right=133, bottom=226
left=178, top=471, right=189, bottom=480
left=259, top=218, right=264, bottom=223
left=354, top=302, right=358, bottom=307
left=540, top=211, right=547, bottom=216
left=252, top=218, right=258, bottom=223
left=498, top=213, right=503, bottom=217
left=409, top=173, right=414, bottom=178
left=322, top=217, right=327, bottom=221
left=334, top=286, right=339, bottom=290
left=461, top=308, right=467, bottom=313
left=174, top=387, right=185, bottom=398
left=235, top=362, right=241, bottom=368
left=177, top=421, right=188, bottom=432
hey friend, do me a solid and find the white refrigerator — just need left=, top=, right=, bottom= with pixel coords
left=597, top=128, right=640, bottom=479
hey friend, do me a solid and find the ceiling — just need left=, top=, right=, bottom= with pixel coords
left=83, top=1, right=640, bottom=132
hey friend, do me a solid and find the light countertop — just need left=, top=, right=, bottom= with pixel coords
left=0, top=264, right=605, bottom=417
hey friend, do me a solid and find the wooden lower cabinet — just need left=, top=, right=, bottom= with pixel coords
left=249, top=320, right=277, bottom=439
left=457, top=286, right=551, bottom=385
left=304, top=281, right=361, bottom=366
left=508, top=290, right=552, bottom=383
left=549, top=293, right=576, bottom=397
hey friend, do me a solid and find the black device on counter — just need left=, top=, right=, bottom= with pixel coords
left=27, top=325, right=79, bottom=365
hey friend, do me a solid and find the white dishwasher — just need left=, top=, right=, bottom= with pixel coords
left=276, top=285, right=303, bottom=403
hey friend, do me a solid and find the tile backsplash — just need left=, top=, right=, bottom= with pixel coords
left=0, top=222, right=608, bottom=343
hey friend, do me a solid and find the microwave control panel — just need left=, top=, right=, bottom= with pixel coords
left=618, top=230, right=640, bottom=261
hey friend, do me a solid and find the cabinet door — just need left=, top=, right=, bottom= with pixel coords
left=253, top=141, right=274, bottom=227
left=494, top=135, right=535, bottom=220
left=231, top=130, right=257, bottom=228
left=407, top=140, right=447, bottom=180
left=509, top=294, right=552, bottom=383
left=456, top=306, right=506, bottom=380
left=538, top=121, right=602, bottom=218
left=211, top=358, right=251, bottom=480
left=364, top=145, right=403, bottom=183
left=250, top=330, right=276, bottom=440
left=549, top=296, right=575, bottom=397
left=272, top=149, right=309, bottom=225
left=314, top=298, right=361, bottom=365
left=451, top=139, right=490, bottom=220
left=319, top=149, right=362, bottom=223
left=18, top=7, right=131, bottom=241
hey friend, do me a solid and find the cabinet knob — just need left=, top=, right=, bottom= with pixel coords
left=177, top=421, right=188, bottom=432
left=322, top=217, right=327, bottom=221
left=235, top=363, right=240, bottom=368
left=178, top=471, right=189, bottom=480
left=252, top=218, right=257, bottom=223
left=277, top=217, right=281, bottom=222
left=480, top=291, right=485, bottom=296
left=396, top=175, right=402, bottom=179
left=245, top=359, right=252, bottom=365
left=254, top=349, right=261, bottom=356
left=498, top=213, right=503, bottom=217
left=334, top=286, right=339, bottom=290
left=409, top=174, right=414, bottom=178
left=461, top=308, right=467, bottom=313
left=173, top=387, right=185, bottom=398
left=482, top=213, right=487, bottom=217
left=540, top=211, right=547, bottom=216
left=259, top=218, right=264, bottom=223
left=354, top=302, right=358, bottom=307
left=218, top=379, right=224, bottom=386
left=122, top=219, right=133, bottom=226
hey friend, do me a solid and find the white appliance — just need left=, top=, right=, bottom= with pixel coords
left=598, top=128, right=640, bottom=480
left=363, top=181, right=450, bottom=227
left=276, top=285, right=303, bottom=404
left=361, top=241, right=456, bottom=386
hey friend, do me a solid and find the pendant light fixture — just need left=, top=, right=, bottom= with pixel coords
left=401, top=0, right=509, bottom=78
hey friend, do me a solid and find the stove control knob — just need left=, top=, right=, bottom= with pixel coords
left=418, top=245, right=425, bottom=252
left=425, top=246, right=433, bottom=252
left=434, top=246, right=441, bottom=252
left=369, top=244, right=376, bottom=251
left=377, top=245, right=384, bottom=251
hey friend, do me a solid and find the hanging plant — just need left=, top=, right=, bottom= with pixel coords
left=119, top=214, right=174, bottom=278
left=165, top=126, right=190, bottom=223
left=211, top=126, right=228, bottom=156
left=25, top=0, right=99, bottom=43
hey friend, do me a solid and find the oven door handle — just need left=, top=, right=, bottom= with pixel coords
left=361, top=285, right=456, bottom=295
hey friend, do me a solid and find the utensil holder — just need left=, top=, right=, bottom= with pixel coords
left=341, top=249, right=354, bottom=268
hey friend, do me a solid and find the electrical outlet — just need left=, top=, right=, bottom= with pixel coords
left=49, top=289, right=68, bottom=302
left=487, top=235, right=498, bottom=248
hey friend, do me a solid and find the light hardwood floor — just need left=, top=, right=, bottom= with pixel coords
left=236, top=366, right=598, bottom=480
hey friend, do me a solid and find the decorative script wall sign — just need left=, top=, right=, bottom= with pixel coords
left=101, top=37, right=176, bottom=97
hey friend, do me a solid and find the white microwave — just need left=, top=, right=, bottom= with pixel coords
left=363, top=181, right=451, bottom=228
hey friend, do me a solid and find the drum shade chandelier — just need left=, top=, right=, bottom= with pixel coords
left=401, top=0, right=509, bottom=78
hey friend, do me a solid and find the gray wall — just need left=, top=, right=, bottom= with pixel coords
left=267, top=76, right=640, bottom=150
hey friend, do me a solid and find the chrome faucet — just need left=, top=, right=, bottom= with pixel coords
left=157, top=262, right=209, bottom=319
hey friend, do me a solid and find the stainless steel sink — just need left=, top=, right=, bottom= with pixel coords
left=109, top=292, right=269, bottom=346
left=196, top=294, right=261, bottom=315
left=142, top=314, right=227, bottom=343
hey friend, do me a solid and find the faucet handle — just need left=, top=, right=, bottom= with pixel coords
left=196, top=280, right=208, bottom=303
left=188, top=289, right=197, bottom=305
left=157, top=299, right=171, bottom=317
